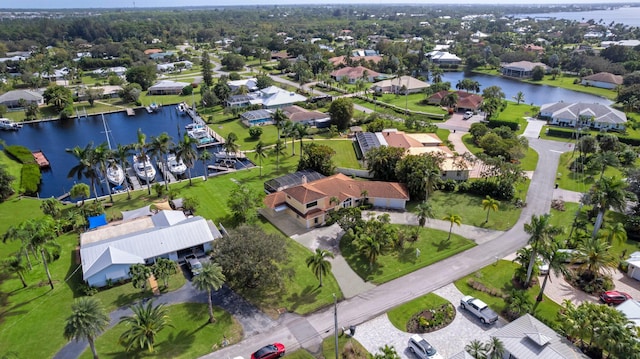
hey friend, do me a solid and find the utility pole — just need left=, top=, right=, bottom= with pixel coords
left=333, top=293, right=339, bottom=359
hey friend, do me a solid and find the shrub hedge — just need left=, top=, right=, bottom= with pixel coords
left=20, top=163, right=41, bottom=195
left=487, top=119, right=519, bottom=131
left=5, top=145, right=36, bottom=164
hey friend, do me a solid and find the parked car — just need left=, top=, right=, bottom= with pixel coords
left=538, top=255, right=549, bottom=275
left=408, top=334, right=443, bottom=359
left=557, top=249, right=586, bottom=263
left=251, top=343, right=285, bottom=359
left=463, top=111, right=474, bottom=120
left=460, top=295, right=499, bottom=324
left=185, top=255, right=203, bottom=276
left=600, top=291, right=632, bottom=305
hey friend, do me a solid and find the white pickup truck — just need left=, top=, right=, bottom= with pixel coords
left=460, top=295, right=499, bottom=324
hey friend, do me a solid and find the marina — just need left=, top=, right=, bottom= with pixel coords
left=185, top=105, right=225, bottom=148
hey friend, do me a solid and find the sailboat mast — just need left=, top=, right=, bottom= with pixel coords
left=102, top=113, right=112, bottom=150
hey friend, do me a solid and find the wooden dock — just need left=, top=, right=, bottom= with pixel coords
left=32, top=150, right=50, bottom=168
left=185, top=107, right=225, bottom=146
left=125, top=167, right=143, bottom=190
left=208, top=165, right=237, bottom=172
left=156, top=161, right=177, bottom=183
left=126, top=108, right=135, bottom=116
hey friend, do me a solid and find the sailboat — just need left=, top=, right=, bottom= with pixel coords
left=102, top=114, right=125, bottom=186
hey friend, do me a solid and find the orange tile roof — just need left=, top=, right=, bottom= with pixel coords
left=329, top=55, right=383, bottom=67
left=330, top=66, right=381, bottom=80
left=381, top=130, right=424, bottom=149
left=264, top=191, right=286, bottom=208
left=144, top=48, right=163, bottom=55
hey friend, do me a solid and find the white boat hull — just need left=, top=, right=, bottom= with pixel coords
left=106, top=164, right=125, bottom=186
left=133, top=155, right=156, bottom=182
left=167, top=155, right=187, bottom=176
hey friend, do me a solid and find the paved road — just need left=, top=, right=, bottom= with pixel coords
left=203, top=137, right=571, bottom=359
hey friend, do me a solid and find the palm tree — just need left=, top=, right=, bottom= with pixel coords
left=148, top=132, right=173, bottom=190
left=305, top=248, right=334, bottom=287
left=253, top=141, right=268, bottom=177
left=3, top=222, right=33, bottom=270
left=151, top=258, right=176, bottom=289
left=413, top=201, right=435, bottom=227
left=64, top=297, right=110, bottom=359
left=134, top=129, right=152, bottom=195
left=574, top=237, right=617, bottom=280
left=119, top=300, right=172, bottom=353
left=271, top=140, right=286, bottom=171
left=599, top=222, right=627, bottom=245
left=486, top=337, right=505, bottom=359
left=512, top=91, right=525, bottom=105
left=175, top=134, right=197, bottom=186
left=482, top=195, right=499, bottom=223
left=192, top=262, right=226, bottom=324
left=223, top=132, right=240, bottom=158
left=442, top=213, right=462, bottom=241
left=92, top=142, right=114, bottom=202
left=440, top=93, right=458, bottom=112
left=28, top=217, right=59, bottom=290
left=431, top=66, right=443, bottom=84
left=198, top=150, right=213, bottom=181
left=114, top=144, right=133, bottom=199
left=423, top=167, right=441, bottom=201
left=66, top=143, right=100, bottom=199
left=523, top=214, right=563, bottom=286
left=70, top=183, right=90, bottom=206
left=2, top=254, right=28, bottom=288
left=272, top=109, right=287, bottom=170
left=533, top=240, right=570, bottom=311
left=294, top=123, right=310, bottom=159
left=587, top=176, right=629, bottom=239
left=355, top=234, right=388, bottom=269
left=465, top=339, right=488, bottom=359
left=128, top=263, right=152, bottom=292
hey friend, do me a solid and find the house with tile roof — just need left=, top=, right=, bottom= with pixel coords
left=501, top=61, right=549, bottom=78
left=492, top=314, right=588, bottom=358
left=262, top=173, right=409, bottom=228
left=80, top=210, right=223, bottom=287
left=539, top=102, right=627, bottom=131
left=0, top=89, right=44, bottom=109
left=427, top=90, right=483, bottom=112
left=281, top=105, right=331, bottom=128
left=371, top=76, right=430, bottom=95
left=330, top=66, right=381, bottom=84
left=328, top=55, right=383, bottom=67
left=581, top=72, right=623, bottom=89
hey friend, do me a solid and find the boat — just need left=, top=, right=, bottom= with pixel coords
left=0, top=118, right=22, bottom=131
left=177, top=103, right=187, bottom=115
left=149, top=102, right=159, bottom=112
left=187, top=125, right=215, bottom=144
left=101, top=114, right=125, bottom=186
left=132, top=154, right=156, bottom=182
left=167, top=154, right=187, bottom=175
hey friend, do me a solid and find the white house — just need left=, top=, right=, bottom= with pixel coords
left=501, top=61, right=549, bottom=78
left=426, top=50, right=462, bottom=65
left=616, top=300, right=640, bottom=327
left=581, top=72, right=623, bottom=90
left=0, top=89, right=44, bottom=109
left=539, top=102, right=627, bottom=131
left=147, top=80, right=190, bottom=95
left=228, top=78, right=258, bottom=93
left=80, top=210, right=223, bottom=287
left=156, top=61, right=193, bottom=72
left=625, top=251, right=640, bottom=281
left=371, top=76, right=430, bottom=95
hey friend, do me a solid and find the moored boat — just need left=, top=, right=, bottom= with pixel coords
left=167, top=154, right=187, bottom=175
left=0, top=118, right=22, bottom=131
left=106, top=162, right=125, bottom=186
left=177, top=103, right=187, bottom=115
left=132, top=154, right=156, bottom=182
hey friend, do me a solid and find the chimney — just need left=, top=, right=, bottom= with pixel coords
left=301, top=175, right=307, bottom=184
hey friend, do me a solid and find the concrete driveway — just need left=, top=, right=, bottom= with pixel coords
left=353, top=284, right=504, bottom=359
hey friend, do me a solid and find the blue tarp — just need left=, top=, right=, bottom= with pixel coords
left=88, top=214, right=107, bottom=229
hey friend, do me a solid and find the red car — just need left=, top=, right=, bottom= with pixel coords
left=600, top=291, right=632, bottom=305
left=251, top=343, right=285, bottom=359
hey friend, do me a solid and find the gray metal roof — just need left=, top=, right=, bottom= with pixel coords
left=81, top=211, right=223, bottom=280
left=448, top=351, right=475, bottom=359
left=0, top=89, right=43, bottom=102
left=492, top=314, right=588, bottom=359
left=355, top=132, right=383, bottom=156
left=264, top=170, right=325, bottom=193
left=241, top=109, right=272, bottom=121
left=540, top=102, right=626, bottom=124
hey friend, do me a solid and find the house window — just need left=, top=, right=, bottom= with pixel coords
left=343, top=198, right=352, bottom=208
left=314, top=217, right=319, bottom=224
left=306, top=200, right=318, bottom=209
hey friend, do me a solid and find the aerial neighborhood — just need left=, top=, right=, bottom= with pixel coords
left=3, top=3, right=640, bottom=359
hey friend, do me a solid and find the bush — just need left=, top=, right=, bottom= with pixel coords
left=20, top=163, right=41, bottom=195
left=546, top=127, right=580, bottom=139
left=181, top=85, right=193, bottom=96
left=456, top=181, right=470, bottom=193
left=468, top=180, right=515, bottom=201
left=5, top=145, right=36, bottom=164
left=406, top=303, right=456, bottom=333
left=487, top=119, right=519, bottom=131
left=248, top=126, right=263, bottom=139
left=439, top=179, right=457, bottom=192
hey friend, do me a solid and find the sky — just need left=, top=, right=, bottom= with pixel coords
left=4, top=0, right=640, bottom=10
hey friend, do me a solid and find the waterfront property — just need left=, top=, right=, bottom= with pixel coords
left=0, top=89, right=44, bottom=109
left=262, top=173, right=409, bottom=228
left=371, top=76, right=430, bottom=95
left=147, top=80, right=190, bottom=95
left=427, top=90, right=482, bottom=112
left=426, top=50, right=462, bottom=65
left=225, top=85, right=307, bottom=109
left=80, top=210, right=223, bottom=287
left=581, top=72, right=623, bottom=89
left=240, top=109, right=274, bottom=127
left=281, top=105, right=331, bottom=128
left=501, top=61, right=549, bottom=78
left=539, top=101, right=627, bottom=131
left=330, top=66, right=381, bottom=83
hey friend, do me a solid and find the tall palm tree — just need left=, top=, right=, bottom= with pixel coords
left=114, top=144, right=133, bottom=199
left=223, top=132, right=240, bottom=158
left=442, top=213, right=462, bottom=241
left=28, top=217, right=59, bottom=290
left=355, top=234, right=388, bottom=269
left=64, top=297, right=110, bottom=359
left=66, top=143, right=100, bottom=199
left=512, top=91, right=525, bottom=105
left=587, top=176, right=629, bottom=239
left=272, top=109, right=287, bottom=169
left=119, top=300, right=172, bottom=353
left=482, top=195, right=500, bottom=223
left=533, top=239, right=570, bottom=311
left=305, top=248, right=334, bottom=287
left=294, top=123, right=310, bottom=159
left=92, top=142, right=114, bottom=202
left=486, top=337, right=505, bottom=359
left=134, top=129, right=152, bottom=195
left=192, top=262, right=226, bottom=324
left=574, top=237, right=617, bottom=280
left=3, top=222, right=33, bottom=270
left=440, top=93, right=458, bottom=112
left=148, top=132, right=173, bottom=190
left=151, top=258, right=176, bottom=289
left=523, top=214, right=563, bottom=286
left=198, top=150, right=213, bottom=181
left=413, top=201, right=435, bottom=227
left=175, top=134, right=197, bottom=186
left=253, top=141, right=268, bottom=177
left=2, top=253, right=28, bottom=288
left=271, top=140, right=286, bottom=172
left=599, top=222, right=627, bottom=245
left=423, top=167, right=441, bottom=201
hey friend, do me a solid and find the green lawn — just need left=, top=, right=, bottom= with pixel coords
left=78, top=303, right=243, bottom=359
left=555, top=151, right=625, bottom=192
left=520, top=147, right=539, bottom=172
left=495, top=102, right=538, bottom=135
left=322, top=336, right=369, bottom=359
left=341, top=224, right=476, bottom=284
left=454, top=260, right=563, bottom=326
left=429, top=191, right=523, bottom=231
left=387, top=293, right=449, bottom=331
left=283, top=350, right=316, bottom=359
left=0, top=151, right=23, bottom=192
left=373, top=93, right=448, bottom=115
left=316, top=139, right=362, bottom=169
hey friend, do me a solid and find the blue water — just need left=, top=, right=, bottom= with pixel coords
left=441, top=72, right=613, bottom=106
left=511, top=6, right=640, bottom=28
left=0, top=109, right=243, bottom=198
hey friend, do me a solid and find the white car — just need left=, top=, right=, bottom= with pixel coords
left=463, top=111, right=474, bottom=120
left=408, top=334, right=443, bottom=359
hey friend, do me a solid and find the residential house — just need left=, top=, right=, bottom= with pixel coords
left=492, top=314, right=588, bottom=359
left=262, top=173, right=409, bottom=229
left=501, top=61, right=549, bottom=78
left=330, top=66, right=381, bottom=84
left=426, top=51, right=462, bottom=65
left=264, top=170, right=326, bottom=193
left=240, top=109, right=273, bottom=127
left=271, top=50, right=292, bottom=61
left=228, top=78, right=258, bottom=93
left=371, top=76, right=430, bottom=95
left=328, top=55, right=383, bottom=67
left=624, top=251, right=640, bottom=281
left=523, top=44, right=545, bottom=55
left=144, top=48, right=163, bottom=55
left=281, top=105, right=331, bottom=128
left=156, top=61, right=193, bottom=72
left=80, top=210, right=223, bottom=287
left=149, top=51, right=174, bottom=61
left=616, top=299, right=640, bottom=327
left=226, top=94, right=254, bottom=108
left=92, top=66, right=127, bottom=77
left=76, top=85, right=122, bottom=100
left=539, top=102, right=627, bottom=131
left=427, top=91, right=483, bottom=112
left=147, top=80, right=190, bottom=95
left=0, top=89, right=44, bottom=109
left=602, top=39, right=640, bottom=48
left=581, top=72, right=623, bottom=89
left=225, top=86, right=307, bottom=109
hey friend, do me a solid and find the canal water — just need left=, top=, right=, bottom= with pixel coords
left=511, top=7, right=640, bottom=28
left=441, top=72, right=613, bottom=106
left=0, top=108, right=240, bottom=199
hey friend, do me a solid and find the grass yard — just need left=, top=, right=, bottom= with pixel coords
left=322, top=335, right=369, bottom=359
left=0, top=151, right=23, bottom=192
left=78, top=303, right=243, bottom=359
left=387, top=293, right=449, bottom=331
left=461, top=134, right=538, bottom=172
left=495, top=103, right=539, bottom=135
left=429, top=191, right=523, bottom=231
left=341, top=224, right=476, bottom=284
left=454, top=260, right=563, bottom=327
left=315, top=139, right=362, bottom=169
left=555, top=151, right=625, bottom=192
left=283, top=350, right=316, bottom=359
left=373, top=93, right=448, bottom=115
